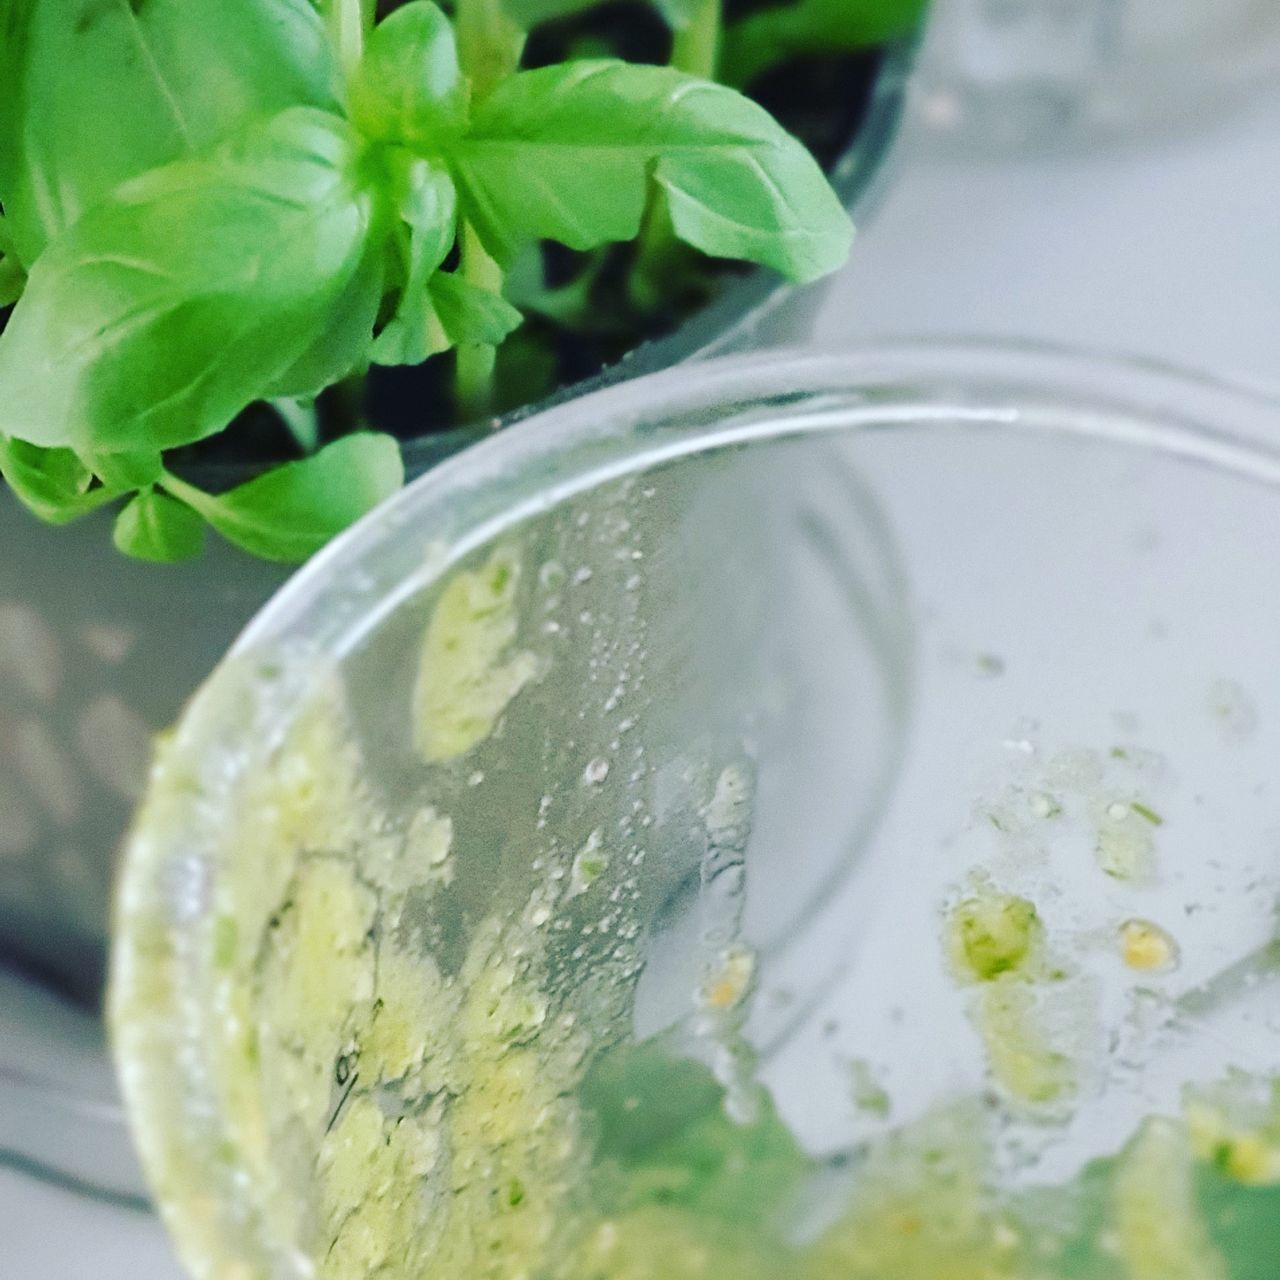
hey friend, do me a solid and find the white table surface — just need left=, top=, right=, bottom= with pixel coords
left=818, top=82, right=1280, bottom=393
left=8, top=60, right=1280, bottom=1280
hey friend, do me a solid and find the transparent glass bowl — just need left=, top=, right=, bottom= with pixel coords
left=111, top=342, right=1280, bottom=1277
left=0, top=44, right=920, bottom=1207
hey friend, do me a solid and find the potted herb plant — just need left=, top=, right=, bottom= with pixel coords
left=0, top=0, right=925, bottom=1005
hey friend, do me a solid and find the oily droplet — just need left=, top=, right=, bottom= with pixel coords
left=1119, top=919, right=1180, bottom=973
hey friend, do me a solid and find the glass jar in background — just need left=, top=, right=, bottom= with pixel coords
left=915, top=0, right=1280, bottom=150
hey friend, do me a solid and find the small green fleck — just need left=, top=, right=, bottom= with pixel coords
left=568, top=831, right=608, bottom=898
left=946, top=891, right=1044, bottom=984
left=1131, top=802, right=1163, bottom=827
left=850, top=1059, right=892, bottom=1119
left=487, top=559, right=513, bottom=596
left=508, top=1178, right=525, bottom=1206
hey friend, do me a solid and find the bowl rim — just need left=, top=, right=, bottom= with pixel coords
left=236, top=335, right=1280, bottom=666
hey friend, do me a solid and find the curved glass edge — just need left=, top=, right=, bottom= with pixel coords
left=109, top=338, right=1280, bottom=1274
left=239, top=339, right=1280, bottom=669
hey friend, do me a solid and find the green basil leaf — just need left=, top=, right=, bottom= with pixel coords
left=113, top=489, right=206, bottom=563
left=723, top=0, right=928, bottom=87
left=654, top=139, right=851, bottom=282
left=580, top=1043, right=809, bottom=1226
left=428, top=272, right=523, bottom=346
left=163, top=432, right=404, bottom=562
left=265, top=244, right=386, bottom=399
left=370, top=160, right=459, bottom=366
left=0, top=0, right=336, bottom=264
left=350, top=2, right=469, bottom=148
left=371, top=269, right=520, bottom=365
left=91, top=450, right=164, bottom=491
left=0, top=109, right=380, bottom=459
left=451, top=60, right=852, bottom=281
left=0, top=437, right=114, bottom=525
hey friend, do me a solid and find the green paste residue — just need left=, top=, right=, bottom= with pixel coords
left=1110, top=1119, right=1227, bottom=1280
left=413, top=545, right=538, bottom=762
left=207, top=671, right=1067, bottom=1280
left=1185, top=1070, right=1280, bottom=1186
left=1094, top=798, right=1159, bottom=883
left=944, top=882, right=1079, bottom=1107
left=162, top=581, right=1278, bottom=1280
left=204, top=706, right=1273, bottom=1279
left=945, top=887, right=1044, bottom=983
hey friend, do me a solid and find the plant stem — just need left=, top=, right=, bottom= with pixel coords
left=455, top=221, right=505, bottom=421
left=328, top=0, right=372, bottom=81
left=453, top=0, right=522, bottom=421
left=158, top=468, right=208, bottom=510
left=630, top=0, right=723, bottom=312
left=271, top=397, right=320, bottom=455
left=456, top=0, right=526, bottom=101
left=672, top=0, right=722, bottom=81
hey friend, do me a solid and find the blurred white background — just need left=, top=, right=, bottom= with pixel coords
left=822, top=0, right=1280, bottom=392
left=11, top=1, right=1280, bottom=1272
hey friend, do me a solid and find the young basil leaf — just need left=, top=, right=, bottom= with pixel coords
left=0, top=0, right=337, bottom=264
left=723, top=0, right=928, bottom=87
left=92, top=450, right=165, bottom=492
left=371, top=271, right=521, bottom=365
left=370, top=159, right=459, bottom=366
left=162, top=432, right=404, bottom=562
left=429, top=272, right=523, bottom=347
left=450, top=61, right=853, bottom=281
left=0, top=109, right=381, bottom=460
left=113, top=489, right=206, bottom=563
left=350, top=2, right=469, bottom=149
left=0, top=437, right=115, bottom=525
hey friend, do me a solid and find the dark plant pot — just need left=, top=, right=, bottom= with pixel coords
left=0, top=40, right=914, bottom=1204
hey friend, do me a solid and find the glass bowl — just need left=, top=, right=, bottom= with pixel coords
left=111, top=341, right=1280, bottom=1278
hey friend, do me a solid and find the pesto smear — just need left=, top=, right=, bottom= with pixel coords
left=113, top=547, right=1280, bottom=1279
